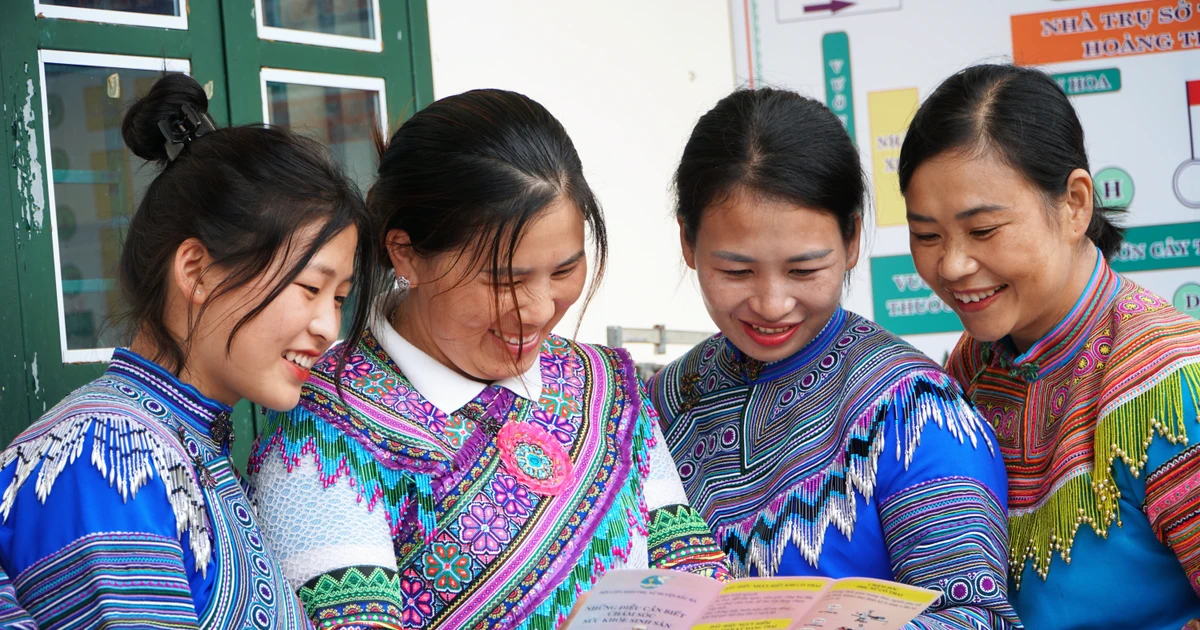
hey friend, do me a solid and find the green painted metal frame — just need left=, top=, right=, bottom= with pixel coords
left=0, top=35, right=32, bottom=439
left=0, top=0, right=433, bottom=470
left=221, top=0, right=433, bottom=128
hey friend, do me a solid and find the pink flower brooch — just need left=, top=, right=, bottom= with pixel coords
left=496, top=421, right=573, bottom=495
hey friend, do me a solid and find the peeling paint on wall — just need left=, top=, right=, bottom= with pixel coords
left=30, top=352, right=39, bottom=396
left=12, top=70, right=45, bottom=233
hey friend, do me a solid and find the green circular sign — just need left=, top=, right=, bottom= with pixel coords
left=1094, top=167, right=1134, bottom=207
left=51, top=147, right=69, bottom=171
left=1175, top=283, right=1200, bottom=320
left=56, top=203, right=77, bottom=241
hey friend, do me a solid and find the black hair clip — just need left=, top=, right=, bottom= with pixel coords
left=158, top=103, right=216, bottom=162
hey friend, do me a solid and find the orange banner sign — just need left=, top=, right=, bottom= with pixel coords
left=1012, top=0, right=1200, bottom=65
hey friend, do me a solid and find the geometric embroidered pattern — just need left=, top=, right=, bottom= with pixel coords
left=0, top=348, right=310, bottom=629
left=1145, top=443, right=1200, bottom=596
left=0, top=381, right=212, bottom=568
left=197, top=455, right=310, bottom=628
left=879, top=477, right=1019, bottom=629
left=646, top=504, right=729, bottom=578
left=12, top=531, right=199, bottom=629
left=298, top=565, right=404, bottom=629
left=655, top=308, right=992, bottom=577
left=949, top=258, right=1200, bottom=585
left=252, top=333, right=724, bottom=629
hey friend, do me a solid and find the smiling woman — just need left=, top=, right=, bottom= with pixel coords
left=652, top=87, right=1020, bottom=630
left=900, top=63, right=1200, bottom=629
left=247, top=88, right=731, bottom=630
left=0, top=72, right=375, bottom=628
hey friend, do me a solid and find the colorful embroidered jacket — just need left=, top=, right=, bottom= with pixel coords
left=0, top=349, right=311, bottom=629
left=652, top=308, right=1021, bottom=630
left=247, top=329, right=729, bottom=630
left=947, top=255, right=1200, bottom=629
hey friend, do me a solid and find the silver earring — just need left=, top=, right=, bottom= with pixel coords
left=395, top=275, right=411, bottom=291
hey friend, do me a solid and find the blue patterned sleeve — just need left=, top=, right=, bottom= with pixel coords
left=0, top=566, right=35, bottom=629
left=875, top=387, right=1022, bottom=630
left=0, top=427, right=202, bottom=629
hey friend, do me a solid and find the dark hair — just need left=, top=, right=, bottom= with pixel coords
left=675, top=87, right=865, bottom=245
left=120, top=72, right=375, bottom=377
left=368, top=88, right=606, bottom=348
left=898, top=63, right=1124, bottom=258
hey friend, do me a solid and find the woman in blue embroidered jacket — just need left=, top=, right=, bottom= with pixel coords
left=0, top=73, right=376, bottom=629
left=650, top=88, right=1021, bottom=629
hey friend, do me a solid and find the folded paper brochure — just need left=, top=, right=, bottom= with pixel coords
left=565, top=569, right=940, bottom=630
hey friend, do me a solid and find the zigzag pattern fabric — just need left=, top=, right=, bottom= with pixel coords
left=297, top=565, right=406, bottom=628
left=653, top=308, right=1020, bottom=628
left=653, top=309, right=989, bottom=573
left=1146, top=443, right=1200, bottom=594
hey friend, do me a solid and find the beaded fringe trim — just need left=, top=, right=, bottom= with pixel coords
left=249, top=407, right=439, bottom=543
left=519, top=403, right=653, bottom=630
left=1009, top=362, right=1200, bottom=586
left=0, top=415, right=212, bottom=573
left=722, top=371, right=992, bottom=577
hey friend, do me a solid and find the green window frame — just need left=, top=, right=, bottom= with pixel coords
left=0, top=0, right=433, bottom=469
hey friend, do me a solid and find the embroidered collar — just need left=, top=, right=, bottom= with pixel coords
left=659, top=309, right=984, bottom=576
left=369, top=318, right=544, bottom=415
left=985, top=251, right=1120, bottom=383
left=952, top=258, right=1200, bottom=585
left=723, top=307, right=847, bottom=383
left=107, top=348, right=233, bottom=451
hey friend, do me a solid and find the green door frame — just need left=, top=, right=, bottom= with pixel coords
left=0, top=0, right=233, bottom=449
left=0, top=0, right=433, bottom=469
left=221, top=1, right=433, bottom=128
left=0, top=33, right=31, bottom=434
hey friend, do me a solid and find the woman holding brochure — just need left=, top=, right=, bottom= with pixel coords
left=900, top=63, right=1200, bottom=629
left=650, top=87, right=1021, bottom=629
left=249, top=88, right=729, bottom=630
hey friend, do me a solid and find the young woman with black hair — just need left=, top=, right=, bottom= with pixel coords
left=248, top=88, right=729, bottom=630
left=650, top=88, right=1020, bottom=629
left=902, top=63, right=1200, bottom=629
left=0, top=72, right=375, bottom=628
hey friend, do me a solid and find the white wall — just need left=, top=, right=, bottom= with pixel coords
left=729, top=0, right=1200, bottom=362
left=427, top=1, right=736, bottom=366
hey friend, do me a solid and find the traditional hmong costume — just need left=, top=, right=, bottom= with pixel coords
left=652, top=307, right=1021, bottom=629
left=0, top=349, right=310, bottom=629
left=247, top=321, right=729, bottom=630
left=947, top=254, right=1200, bottom=629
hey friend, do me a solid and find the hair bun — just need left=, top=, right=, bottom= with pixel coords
left=121, top=73, right=211, bottom=163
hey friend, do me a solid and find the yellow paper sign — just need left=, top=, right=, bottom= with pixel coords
left=867, top=88, right=919, bottom=227
left=832, top=578, right=940, bottom=604
left=719, top=578, right=828, bottom=594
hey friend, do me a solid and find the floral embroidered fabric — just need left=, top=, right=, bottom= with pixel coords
left=250, top=332, right=728, bottom=629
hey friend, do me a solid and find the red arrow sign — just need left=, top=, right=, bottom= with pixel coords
left=804, top=0, right=856, bottom=13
